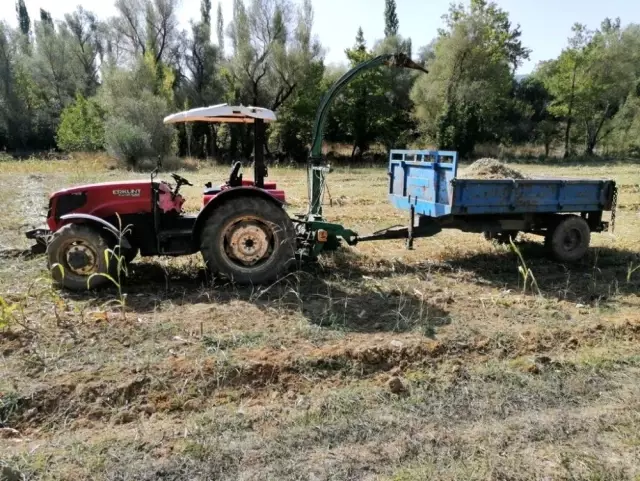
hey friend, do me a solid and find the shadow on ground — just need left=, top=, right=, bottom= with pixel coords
left=440, top=241, right=640, bottom=304
left=71, top=256, right=450, bottom=336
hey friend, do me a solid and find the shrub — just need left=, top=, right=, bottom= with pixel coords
left=100, top=61, right=177, bottom=168
left=104, top=119, right=151, bottom=166
left=56, top=94, right=105, bottom=152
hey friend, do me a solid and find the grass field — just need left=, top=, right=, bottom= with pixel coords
left=1, top=158, right=639, bottom=481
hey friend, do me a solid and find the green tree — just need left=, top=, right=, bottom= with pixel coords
left=225, top=0, right=323, bottom=158
left=384, top=0, right=399, bottom=38
left=40, top=9, right=53, bottom=26
left=343, top=27, right=378, bottom=157
left=111, top=0, right=180, bottom=64
left=100, top=58, right=177, bottom=166
left=64, top=7, right=101, bottom=96
left=216, top=2, right=224, bottom=56
left=24, top=18, right=86, bottom=148
left=201, top=0, right=212, bottom=25
left=179, top=0, right=222, bottom=158
left=537, top=24, right=590, bottom=157
left=16, top=0, right=30, bottom=37
left=411, top=0, right=529, bottom=157
left=538, top=20, right=636, bottom=156
left=513, top=77, right=559, bottom=156
left=56, top=93, right=104, bottom=151
left=375, top=0, right=417, bottom=152
left=0, top=22, right=27, bottom=150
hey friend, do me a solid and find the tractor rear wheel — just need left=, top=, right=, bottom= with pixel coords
left=47, top=224, right=116, bottom=291
left=200, top=197, right=296, bottom=284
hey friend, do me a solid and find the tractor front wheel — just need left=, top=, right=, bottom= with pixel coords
left=47, top=224, right=116, bottom=291
left=200, top=197, right=296, bottom=284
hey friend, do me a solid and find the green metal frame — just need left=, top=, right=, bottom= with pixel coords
left=306, top=53, right=427, bottom=218
left=303, top=53, right=428, bottom=255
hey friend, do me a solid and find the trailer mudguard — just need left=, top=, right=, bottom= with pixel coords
left=59, top=213, right=132, bottom=249
left=192, top=187, right=285, bottom=244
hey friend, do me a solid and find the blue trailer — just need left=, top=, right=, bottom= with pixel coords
left=357, top=150, right=618, bottom=262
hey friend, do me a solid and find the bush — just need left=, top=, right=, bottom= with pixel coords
left=56, top=94, right=105, bottom=152
left=104, top=119, right=151, bottom=166
left=100, top=62, right=177, bottom=167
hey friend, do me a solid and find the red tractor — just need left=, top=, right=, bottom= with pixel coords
left=27, top=105, right=297, bottom=291
left=26, top=55, right=432, bottom=291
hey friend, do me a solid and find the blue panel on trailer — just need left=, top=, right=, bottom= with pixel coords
left=451, top=179, right=609, bottom=215
left=388, top=150, right=615, bottom=218
left=388, top=150, right=458, bottom=217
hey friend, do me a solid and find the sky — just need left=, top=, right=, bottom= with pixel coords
left=1, top=0, right=639, bottom=74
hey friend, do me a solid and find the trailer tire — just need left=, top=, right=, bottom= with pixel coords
left=200, top=197, right=296, bottom=284
left=546, top=216, right=591, bottom=262
left=47, top=224, right=116, bottom=291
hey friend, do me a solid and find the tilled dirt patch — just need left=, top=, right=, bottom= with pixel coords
left=4, top=317, right=639, bottom=432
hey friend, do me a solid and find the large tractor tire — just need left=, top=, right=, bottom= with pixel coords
left=47, top=224, right=117, bottom=291
left=200, top=197, right=296, bottom=284
left=545, top=216, right=591, bottom=262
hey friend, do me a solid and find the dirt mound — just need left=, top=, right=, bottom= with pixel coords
left=460, top=158, right=527, bottom=180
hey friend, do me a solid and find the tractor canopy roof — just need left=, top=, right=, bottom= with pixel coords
left=163, top=104, right=277, bottom=125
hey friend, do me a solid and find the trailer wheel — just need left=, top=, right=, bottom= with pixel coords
left=546, top=216, right=591, bottom=262
left=47, top=224, right=116, bottom=291
left=483, top=230, right=519, bottom=244
left=200, top=197, right=296, bottom=284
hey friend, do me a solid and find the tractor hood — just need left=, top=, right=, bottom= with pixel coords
left=47, top=180, right=154, bottom=230
left=51, top=180, right=151, bottom=198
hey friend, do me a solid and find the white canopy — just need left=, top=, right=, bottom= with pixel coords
left=163, top=104, right=277, bottom=124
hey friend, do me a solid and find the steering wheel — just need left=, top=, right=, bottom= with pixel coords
left=171, top=173, right=193, bottom=187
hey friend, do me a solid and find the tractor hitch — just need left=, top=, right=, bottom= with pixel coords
left=25, top=228, right=51, bottom=255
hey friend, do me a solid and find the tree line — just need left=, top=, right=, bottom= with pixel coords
left=1, top=0, right=640, bottom=166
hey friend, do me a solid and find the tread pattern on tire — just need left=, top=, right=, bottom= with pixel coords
left=199, top=197, right=296, bottom=284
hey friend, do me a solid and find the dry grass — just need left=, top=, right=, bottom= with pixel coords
left=1, top=158, right=640, bottom=480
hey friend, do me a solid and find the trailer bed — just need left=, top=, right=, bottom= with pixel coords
left=388, top=151, right=616, bottom=218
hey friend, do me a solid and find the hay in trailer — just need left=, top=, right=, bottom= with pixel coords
left=459, top=158, right=528, bottom=180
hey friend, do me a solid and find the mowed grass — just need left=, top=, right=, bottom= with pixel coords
left=1, top=157, right=640, bottom=480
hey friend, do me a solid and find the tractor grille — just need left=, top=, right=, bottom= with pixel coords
left=56, top=192, right=87, bottom=218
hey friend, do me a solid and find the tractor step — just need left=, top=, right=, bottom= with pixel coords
left=157, top=229, right=196, bottom=256
left=158, top=228, right=192, bottom=240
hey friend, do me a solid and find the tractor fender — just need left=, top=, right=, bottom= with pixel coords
left=192, top=187, right=285, bottom=245
left=59, top=214, right=132, bottom=249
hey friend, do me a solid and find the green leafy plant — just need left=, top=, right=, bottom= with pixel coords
left=56, top=94, right=105, bottom=152
left=510, top=239, right=541, bottom=296
left=627, top=262, right=640, bottom=283
left=87, top=215, right=133, bottom=320
left=0, top=296, right=18, bottom=329
left=0, top=391, right=20, bottom=426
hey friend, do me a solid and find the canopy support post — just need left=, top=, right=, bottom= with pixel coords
left=254, top=118, right=267, bottom=188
